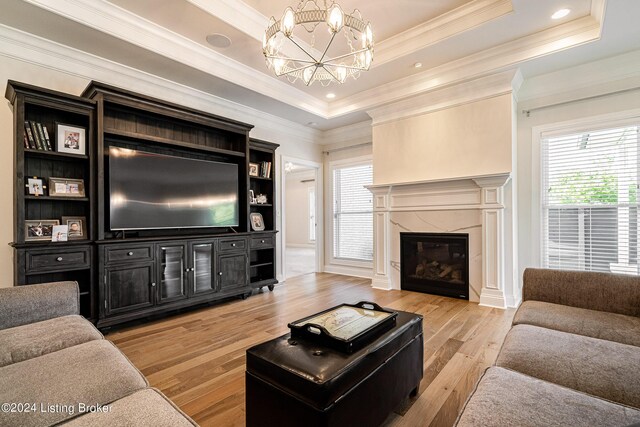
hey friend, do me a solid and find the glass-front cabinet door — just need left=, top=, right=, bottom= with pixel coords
left=191, top=242, right=217, bottom=296
left=157, top=244, right=188, bottom=304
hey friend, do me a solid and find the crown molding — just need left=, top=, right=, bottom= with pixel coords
left=0, top=24, right=323, bottom=146
left=320, top=120, right=373, bottom=146
left=518, top=49, right=640, bottom=105
left=367, top=69, right=522, bottom=126
left=8, top=0, right=609, bottom=127
left=187, top=0, right=268, bottom=42
left=374, top=0, right=513, bottom=66
left=330, top=15, right=601, bottom=119
left=22, top=0, right=329, bottom=118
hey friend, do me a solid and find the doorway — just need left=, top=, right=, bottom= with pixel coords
left=282, top=158, right=321, bottom=280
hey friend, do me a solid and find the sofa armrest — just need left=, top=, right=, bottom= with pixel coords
left=0, top=281, right=80, bottom=330
left=522, top=268, right=640, bottom=317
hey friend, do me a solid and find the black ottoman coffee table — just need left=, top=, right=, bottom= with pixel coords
left=245, top=310, right=423, bottom=427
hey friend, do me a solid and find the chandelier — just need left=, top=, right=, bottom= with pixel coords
left=262, top=0, right=374, bottom=86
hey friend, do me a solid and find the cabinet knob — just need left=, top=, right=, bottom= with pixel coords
left=231, top=243, right=236, bottom=247
left=127, top=251, right=134, bottom=256
left=151, top=282, right=156, bottom=287
left=261, top=240, right=265, bottom=243
left=218, top=272, right=223, bottom=276
left=56, top=257, right=63, bottom=262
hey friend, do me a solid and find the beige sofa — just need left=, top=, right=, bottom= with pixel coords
left=456, top=268, right=640, bottom=427
left=0, top=281, right=196, bottom=426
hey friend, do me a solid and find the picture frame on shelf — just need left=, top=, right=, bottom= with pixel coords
left=25, top=220, right=60, bottom=242
left=49, top=177, right=85, bottom=197
left=62, top=216, right=87, bottom=240
left=249, top=162, right=260, bottom=177
left=249, top=189, right=256, bottom=204
left=51, top=225, right=69, bottom=242
left=55, top=123, right=86, bottom=155
left=250, top=212, right=265, bottom=231
left=26, top=176, right=45, bottom=196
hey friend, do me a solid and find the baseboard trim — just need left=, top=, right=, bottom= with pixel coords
left=323, top=264, right=373, bottom=279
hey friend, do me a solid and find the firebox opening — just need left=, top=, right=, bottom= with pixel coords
left=400, top=232, right=469, bottom=300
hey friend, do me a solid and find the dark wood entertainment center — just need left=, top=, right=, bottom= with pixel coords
left=6, top=80, right=279, bottom=328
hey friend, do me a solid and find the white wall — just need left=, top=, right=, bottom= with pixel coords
left=0, top=52, right=323, bottom=287
left=372, top=94, right=513, bottom=185
left=516, top=54, right=640, bottom=281
left=285, top=170, right=315, bottom=247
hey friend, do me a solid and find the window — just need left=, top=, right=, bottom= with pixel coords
left=542, top=124, right=639, bottom=275
left=309, top=187, right=316, bottom=242
left=332, top=161, right=373, bottom=262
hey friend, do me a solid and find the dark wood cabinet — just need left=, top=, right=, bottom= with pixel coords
left=8, top=80, right=279, bottom=329
left=218, top=252, right=249, bottom=292
left=97, top=236, right=252, bottom=327
left=6, top=81, right=97, bottom=321
left=104, top=263, right=155, bottom=316
left=190, top=242, right=217, bottom=296
left=249, top=140, right=279, bottom=292
left=157, top=244, right=188, bottom=304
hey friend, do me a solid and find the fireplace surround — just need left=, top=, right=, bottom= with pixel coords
left=401, top=232, right=469, bottom=299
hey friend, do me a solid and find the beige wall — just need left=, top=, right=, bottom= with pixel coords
left=285, top=170, right=316, bottom=247
left=0, top=56, right=323, bottom=287
left=372, top=94, right=513, bottom=185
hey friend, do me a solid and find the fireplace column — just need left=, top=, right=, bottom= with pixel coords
left=472, top=176, right=511, bottom=308
left=369, top=186, right=392, bottom=290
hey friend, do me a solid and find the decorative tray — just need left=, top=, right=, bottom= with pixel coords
left=288, top=301, right=398, bottom=353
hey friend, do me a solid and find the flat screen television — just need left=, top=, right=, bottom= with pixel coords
left=109, top=147, right=239, bottom=230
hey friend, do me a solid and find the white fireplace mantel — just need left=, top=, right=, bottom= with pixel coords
left=367, top=172, right=512, bottom=308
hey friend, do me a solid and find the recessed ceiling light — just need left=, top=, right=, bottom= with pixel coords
left=326, top=93, right=336, bottom=99
left=414, top=62, right=422, bottom=68
left=206, top=33, right=232, bottom=48
left=551, top=8, right=570, bottom=20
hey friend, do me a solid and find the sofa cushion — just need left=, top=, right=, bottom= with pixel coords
left=455, top=367, right=640, bottom=427
left=0, top=340, right=147, bottom=426
left=0, top=281, right=79, bottom=330
left=497, top=324, right=640, bottom=408
left=0, top=315, right=103, bottom=367
left=62, top=388, right=196, bottom=426
left=513, top=300, right=640, bottom=347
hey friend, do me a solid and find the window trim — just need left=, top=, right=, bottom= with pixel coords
left=328, top=155, right=373, bottom=269
left=308, top=186, right=316, bottom=243
left=532, top=109, right=640, bottom=269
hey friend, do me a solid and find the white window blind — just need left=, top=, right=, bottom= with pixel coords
left=542, top=124, right=639, bottom=275
left=333, top=163, right=373, bottom=262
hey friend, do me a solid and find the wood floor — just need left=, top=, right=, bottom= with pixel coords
left=108, top=273, right=515, bottom=427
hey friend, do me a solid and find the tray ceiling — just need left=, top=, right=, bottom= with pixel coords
left=1, top=0, right=639, bottom=129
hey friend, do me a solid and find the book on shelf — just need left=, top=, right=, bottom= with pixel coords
left=41, top=125, right=53, bottom=151
left=23, top=133, right=29, bottom=149
left=28, top=121, right=44, bottom=150
left=259, top=161, right=272, bottom=178
left=35, top=122, right=51, bottom=151
left=24, top=121, right=36, bottom=149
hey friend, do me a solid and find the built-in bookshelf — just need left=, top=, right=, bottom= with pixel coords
left=248, top=139, right=279, bottom=291
left=6, top=81, right=96, bottom=320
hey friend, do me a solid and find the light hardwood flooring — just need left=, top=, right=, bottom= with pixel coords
left=108, top=273, right=515, bottom=427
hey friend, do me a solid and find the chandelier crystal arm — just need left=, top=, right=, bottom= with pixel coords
left=322, top=47, right=370, bottom=65
left=276, top=63, right=316, bottom=77
left=318, top=31, right=337, bottom=63
left=287, top=36, right=320, bottom=63
left=265, top=55, right=317, bottom=65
